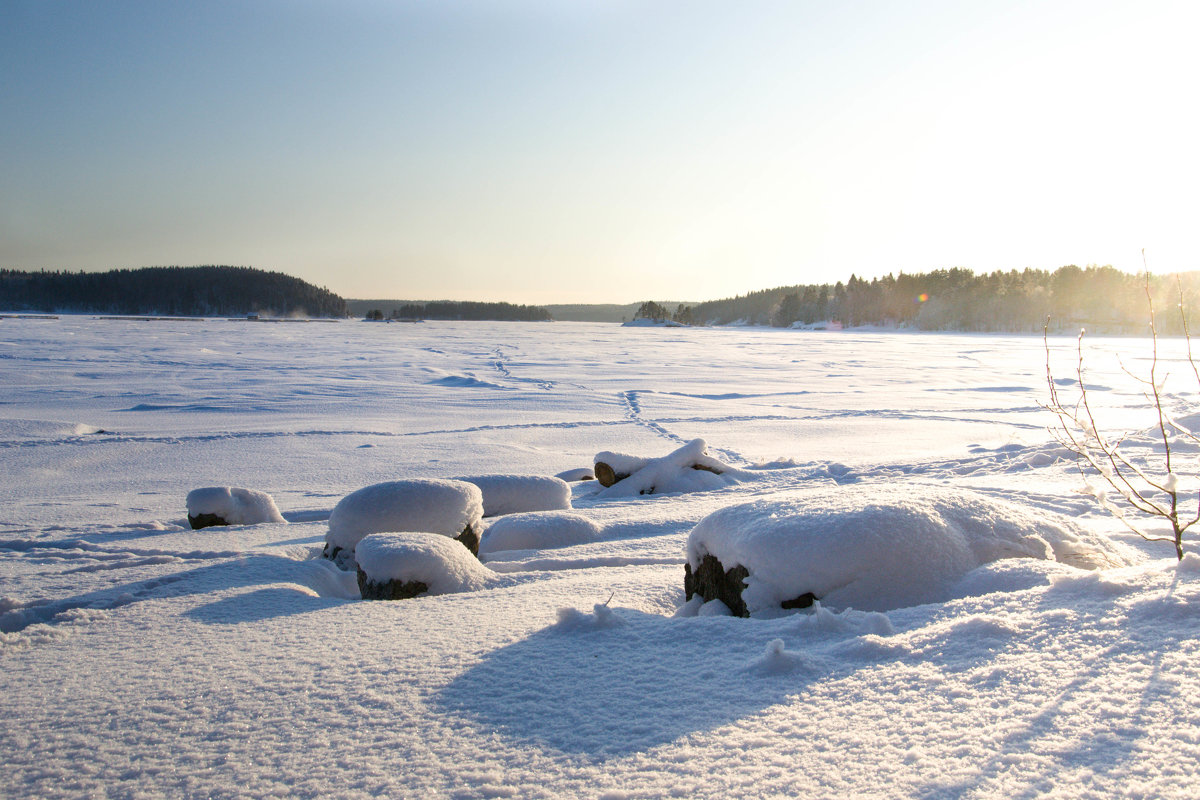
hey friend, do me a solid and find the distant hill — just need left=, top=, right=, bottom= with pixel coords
left=346, top=299, right=552, bottom=321
left=543, top=303, right=642, bottom=323
left=542, top=302, right=700, bottom=323
left=0, top=266, right=348, bottom=317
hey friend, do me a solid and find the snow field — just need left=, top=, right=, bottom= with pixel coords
left=2, top=318, right=1199, bottom=799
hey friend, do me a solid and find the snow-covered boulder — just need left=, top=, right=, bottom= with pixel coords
left=185, top=487, right=285, bottom=529
left=479, top=512, right=603, bottom=554
left=457, top=474, right=572, bottom=517
left=595, top=439, right=747, bottom=497
left=685, top=487, right=1132, bottom=615
left=356, top=532, right=493, bottom=600
left=323, top=479, right=484, bottom=566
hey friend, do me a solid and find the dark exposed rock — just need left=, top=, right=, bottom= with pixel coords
left=781, top=592, right=818, bottom=610
left=357, top=569, right=429, bottom=600
left=188, top=513, right=228, bottom=530
left=685, top=554, right=751, bottom=618
left=455, top=524, right=481, bottom=557
left=685, top=553, right=818, bottom=617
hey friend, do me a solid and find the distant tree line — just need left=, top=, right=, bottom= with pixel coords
left=0, top=266, right=348, bottom=317
left=352, top=300, right=552, bottom=322
left=637, top=266, right=1200, bottom=334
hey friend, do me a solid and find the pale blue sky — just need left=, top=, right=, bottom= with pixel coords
left=3, top=0, right=1197, bottom=303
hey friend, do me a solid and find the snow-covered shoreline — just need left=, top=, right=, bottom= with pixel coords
left=2, top=318, right=1198, bottom=799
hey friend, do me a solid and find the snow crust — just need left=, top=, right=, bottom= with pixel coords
left=355, top=532, right=493, bottom=594
left=479, top=511, right=603, bottom=554
left=688, top=486, right=1132, bottom=613
left=185, top=486, right=285, bottom=525
left=457, top=473, right=572, bottom=517
left=325, top=479, right=483, bottom=558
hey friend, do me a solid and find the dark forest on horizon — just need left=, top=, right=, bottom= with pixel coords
left=635, top=265, right=1200, bottom=334
left=4, top=264, right=1198, bottom=333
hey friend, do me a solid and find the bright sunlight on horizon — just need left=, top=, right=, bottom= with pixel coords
left=3, top=0, right=1198, bottom=304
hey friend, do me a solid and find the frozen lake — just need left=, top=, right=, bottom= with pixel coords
left=3, top=317, right=1199, bottom=799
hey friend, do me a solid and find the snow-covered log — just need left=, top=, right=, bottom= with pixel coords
left=595, top=439, right=745, bottom=497
left=686, top=487, right=1133, bottom=615
left=324, top=479, right=484, bottom=566
left=185, top=487, right=285, bottom=529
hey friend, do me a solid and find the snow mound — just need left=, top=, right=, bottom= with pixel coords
left=687, top=486, right=1132, bottom=614
left=747, top=638, right=815, bottom=675
left=554, top=603, right=626, bottom=630
left=355, top=532, right=492, bottom=595
left=479, top=512, right=602, bottom=554
left=457, top=474, right=572, bottom=517
left=325, top=479, right=483, bottom=563
left=185, top=487, right=285, bottom=525
left=554, top=467, right=595, bottom=482
left=596, top=439, right=748, bottom=497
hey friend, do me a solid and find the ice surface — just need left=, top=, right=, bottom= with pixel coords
left=185, top=486, right=286, bottom=525
left=1, top=318, right=1198, bottom=799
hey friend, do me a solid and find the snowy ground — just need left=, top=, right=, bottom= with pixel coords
left=2, top=317, right=1199, bottom=799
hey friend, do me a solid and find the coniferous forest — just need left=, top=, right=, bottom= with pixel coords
left=640, top=266, right=1200, bottom=335
left=346, top=299, right=553, bottom=322
left=0, top=266, right=349, bottom=318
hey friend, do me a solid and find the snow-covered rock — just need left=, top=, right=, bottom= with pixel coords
left=479, top=512, right=603, bottom=554
left=596, top=438, right=747, bottom=497
left=356, top=532, right=494, bottom=600
left=185, top=486, right=285, bottom=529
left=686, top=487, right=1133, bottom=615
left=324, top=479, right=484, bottom=565
left=457, top=474, right=572, bottom=517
